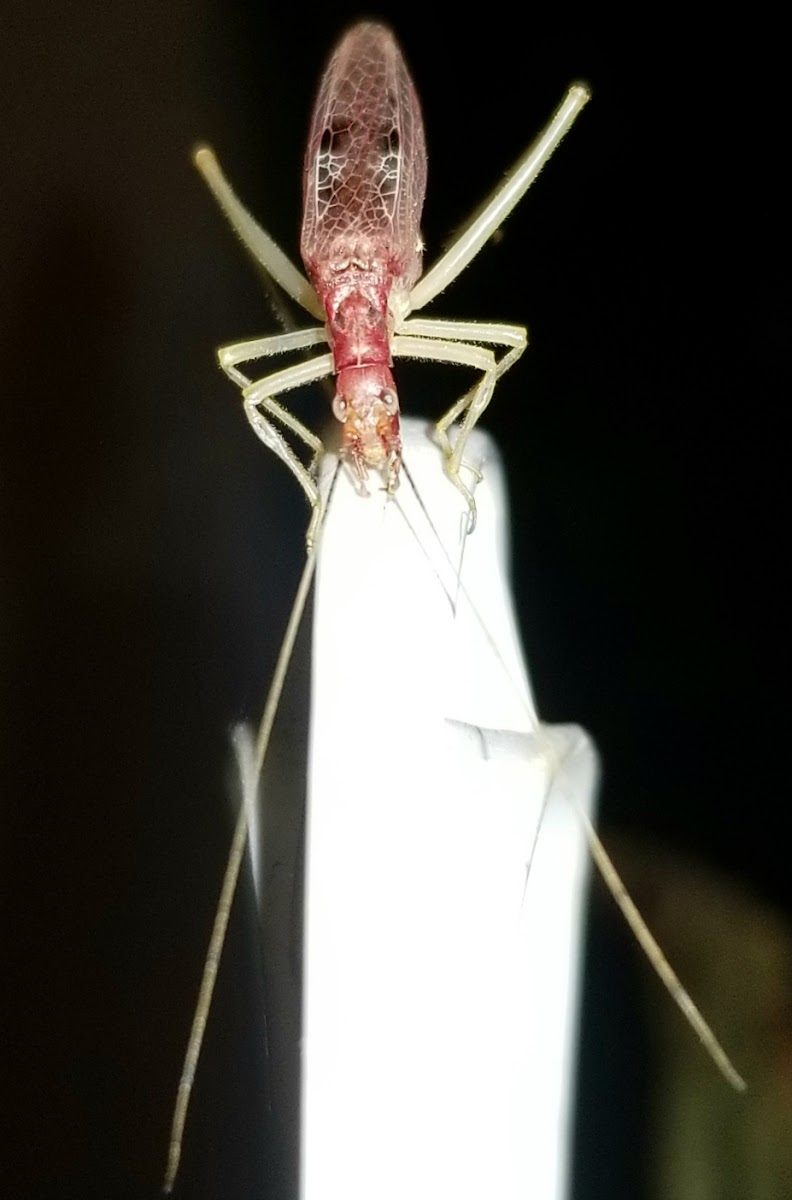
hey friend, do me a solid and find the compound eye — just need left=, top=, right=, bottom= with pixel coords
left=332, top=394, right=348, bottom=421
left=382, top=388, right=398, bottom=415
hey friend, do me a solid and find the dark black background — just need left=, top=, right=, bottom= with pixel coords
left=2, top=4, right=789, bottom=1198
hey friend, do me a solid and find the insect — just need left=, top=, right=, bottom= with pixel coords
left=192, top=21, right=590, bottom=547
left=164, top=22, right=745, bottom=1193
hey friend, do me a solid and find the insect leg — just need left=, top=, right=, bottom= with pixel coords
left=398, top=318, right=527, bottom=355
left=236, top=353, right=334, bottom=549
left=398, top=316, right=526, bottom=470
left=392, top=330, right=524, bottom=530
left=194, top=146, right=324, bottom=320
left=407, top=84, right=590, bottom=314
left=217, top=326, right=328, bottom=389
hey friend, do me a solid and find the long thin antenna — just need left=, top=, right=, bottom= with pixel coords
left=163, top=502, right=327, bottom=1191
left=397, top=447, right=747, bottom=1095
left=574, top=799, right=747, bottom=1091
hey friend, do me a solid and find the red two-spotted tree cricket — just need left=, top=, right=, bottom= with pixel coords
left=164, top=21, right=744, bottom=1194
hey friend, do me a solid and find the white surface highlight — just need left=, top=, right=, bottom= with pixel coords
left=301, top=417, right=597, bottom=1200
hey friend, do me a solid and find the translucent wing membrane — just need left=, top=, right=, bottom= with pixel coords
left=300, top=22, right=427, bottom=294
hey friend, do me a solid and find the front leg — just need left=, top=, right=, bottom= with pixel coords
left=217, top=326, right=328, bottom=390
left=235, top=353, right=335, bottom=549
left=392, top=321, right=526, bottom=530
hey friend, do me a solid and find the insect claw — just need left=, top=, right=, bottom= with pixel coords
left=465, top=497, right=478, bottom=535
left=308, top=449, right=324, bottom=481
left=305, top=499, right=324, bottom=551
left=441, top=456, right=478, bottom=534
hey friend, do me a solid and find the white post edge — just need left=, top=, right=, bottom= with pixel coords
left=299, top=414, right=598, bottom=1200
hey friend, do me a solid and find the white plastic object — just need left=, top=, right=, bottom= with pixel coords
left=296, top=416, right=597, bottom=1200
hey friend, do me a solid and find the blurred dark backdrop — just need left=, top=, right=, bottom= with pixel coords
left=2, top=4, right=789, bottom=1198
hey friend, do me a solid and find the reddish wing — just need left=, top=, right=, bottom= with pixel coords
left=300, top=22, right=427, bottom=296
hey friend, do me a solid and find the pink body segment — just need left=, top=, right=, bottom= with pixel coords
left=300, top=24, right=427, bottom=487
